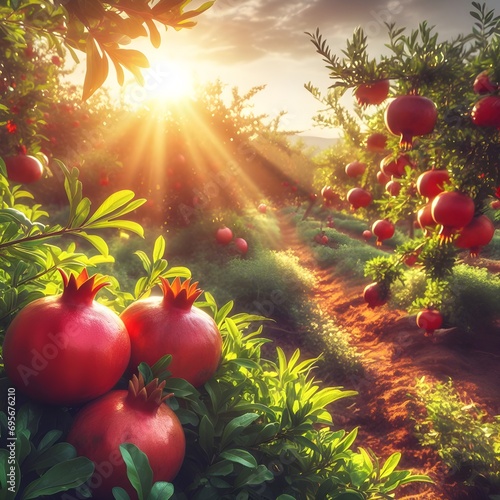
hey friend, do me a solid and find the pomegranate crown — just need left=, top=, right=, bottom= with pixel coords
left=127, top=373, right=172, bottom=411
left=59, top=268, right=110, bottom=305
left=159, top=276, right=203, bottom=310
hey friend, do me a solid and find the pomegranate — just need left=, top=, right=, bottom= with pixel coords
left=416, top=169, right=450, bottom=199
left=371, top=219, right=395, bottom=245
left=366, top=132, right=388, bottom=152
left=473, top=70, right=497, bottom=94
left=362, top=230, right=372, bottom=240
left=3, top=269, right=130, bottom=405
left=431, top=191, right=475, bottom=241
left=363, top=282, right=388, bottom=308
left=67, top=374, right=185, bottom=500
left=491, top=199, right=500, bottom=210
left=346, top=187, right=372, bottom=209
left=380, top=154, right=412, bottom=178
left=471, top=95, right=500, bottom=127
left=386, top=180, right=401, bottom=197
left=345, top=160, right=366, bottom=178
left=234, top=237, right=249, bottom=255
left=258, top=203, right=267, bottom=214
left=120, top=277, right=222, bottom=388
left=417, top=204, right=437, bottom=235
left=4, top=152, right=43, bottom=184
left=384, top=95, right=437, bottom=150
left=454, top=214, right=495, bottom=257
left=354, top=79, right=390, bottom=106
left=216, top=226, right=233, bottom=245
left=416, top=309, right=443, bottom=336
left=321, top=185, right=336, bottom=201
left=377, top=170, right=391, bottom=186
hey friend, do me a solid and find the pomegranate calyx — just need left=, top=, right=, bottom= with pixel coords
left=160, top=276, right=203, bottom=310
left=59, top=268, right=110, bottom=305
left=127, top=373, right=170, bottom=410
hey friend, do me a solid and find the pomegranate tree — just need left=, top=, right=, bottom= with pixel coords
left=67, top=374, right=185, bottom=499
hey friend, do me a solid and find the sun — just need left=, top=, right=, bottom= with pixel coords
left=122, top=59, right=195, bottom=109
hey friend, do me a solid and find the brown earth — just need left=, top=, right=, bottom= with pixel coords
left=268, top=216, right=500, bottom=500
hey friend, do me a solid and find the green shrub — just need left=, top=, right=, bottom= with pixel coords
left=411, top=377, right=500, bottom=494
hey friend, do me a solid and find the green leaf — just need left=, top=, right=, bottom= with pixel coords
left=71, top=197, right=92, bottom=228
left=21, top=457, right=94, bottom=499
left=0, top=208, right=34, bottom=227
left=113, top=487, right=131, bottom=500
left=85, top=190, right=136, bottom=225
left=380, top=452, right=402, bottom=479
left=119, top=443, right=153, bottom=500
left=147, top=482, right=174, bottom=500
left=206, top=460, right=234, bottom=477
left=75, top=232, right=109, bottom=257
left=234, top=465, right=273, bottom=489
left=220, top=449, right=257, bottom=469
left=37, top=430, right=63, bottom=452
left=153, top=236, right=166, bottom=262
left=24, top=442, right=76, bottom=474
left=220, top=413, right=260, bottom=449
left=146, top=19, right=162, bottom=48
left=83, top=36, right=110, bottom=101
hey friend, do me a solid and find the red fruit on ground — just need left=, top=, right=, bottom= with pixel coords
left=416, top=309, right=443, bottom=336
left=363, top=282, right=388, bottom=308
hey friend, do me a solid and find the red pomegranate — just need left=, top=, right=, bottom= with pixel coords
left=346, top=188, right=372, bottom=209
left=345, top=160, right=367, bottom=178
left=416, top=169, right=450, bottom=199
left=416, top=309, right=443, bottom=336
left=321, top=185, right=336, bottom=201
left=380, top=154, right=412, bottom=178
left=216, top=226, right=233, bottom=245
left=386, top=180, right=401, bottom=197
left=234, top=237, right=249, bottom=255
left=431, top=191, right=475, bottom=241
left=67, top=375, right=185, bottom=500
left=363, top=282, right=388, bottom=308
left=473, top=70, right=497, bottom=94
left=354, top=79, right=390, bottom=106
left=371, top=219, right=395, bottom=245
left=454, top=214, right=495, bottom=257
left=377, top=170, right=391, bottom=185
left=258, top=203, right=267, bottom=214
left=384, top=95, right=437, bottom=150
left=4, top=152, right=44, bottom=184
left=471, top=95, right=500, bottom=127
left=362, top=230, right=372, bottom=240
left=366, top=132, right=388, bottom=152
left=417, top=203, right=438, bottom=235
left=491, top=199, right=500, bottom=210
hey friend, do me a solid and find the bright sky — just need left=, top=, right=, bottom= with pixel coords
left=91, top=0, right=494, bottom=138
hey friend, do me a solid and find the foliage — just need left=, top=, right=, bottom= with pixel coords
left=0, top=0, right=214, bottom=100
left=411, top=377, right=500, bottom=494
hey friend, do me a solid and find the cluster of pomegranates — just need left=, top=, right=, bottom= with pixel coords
left=3, top=269, right=223, bottom=498
left=215, top=225, right=248, bottom=255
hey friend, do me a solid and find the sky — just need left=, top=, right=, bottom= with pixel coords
left=101, top=0, right=494, bottom=138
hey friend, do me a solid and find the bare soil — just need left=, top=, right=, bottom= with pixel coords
left=269, top=216, right=500, bottom=500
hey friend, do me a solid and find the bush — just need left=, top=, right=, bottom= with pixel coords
left=411, top=377, right=500, bottom=494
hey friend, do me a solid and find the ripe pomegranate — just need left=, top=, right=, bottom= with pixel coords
left=384, top=95, right=437, bottom=150
left=431, top=191, right=475, bottom=241
left=380, top=154, right=412, bottom=178
left=417, top=203, right=438, bottom=235
left=67, top=374, right=185, bottom=500
left=366, top=132, right=388, bottom=152
left=363, top=282, right=388, bottom=308
left=362, top=230, right=372, bottom=240
left=321, top=185, right=336, bottom=201
left=120, top=277, right=222, bottom=388
left=371, top=219, right=395, bottom=245
left=345, top=160, right=366, bottom=178
left=490, top=199, right=500, bottom=210
left=354, top=79, right=390, bottom=106
left=471, top=95, right=500, bottom=127
left=234, top=237, right=248, bottom=254
left=346, top=187, right=372, bottom=209
left=454, top=214, right=495, bottom=257
left=4, top=152, right=43, bottom=184
left=258, top=203, right=267, bottom=214
left=216, top=226, right=233, bottom=245
left=416, top=309, right=443, bottom=336
left=473, top=70, right=497, bottom=94
left=404, top=251, right=420, bottom=267
left=416, top=169, right=450, bottom=199
left=3, top=269, right=130, bottom=405
left=377, top=170, right=391, bottom=185
left=386, top=180, right=401, bottom=197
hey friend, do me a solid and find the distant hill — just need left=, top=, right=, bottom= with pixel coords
left=290, top=134, right=340, bottom=152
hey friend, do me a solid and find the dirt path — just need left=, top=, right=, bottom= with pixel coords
left=276, top=215, right=500, bottom=500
